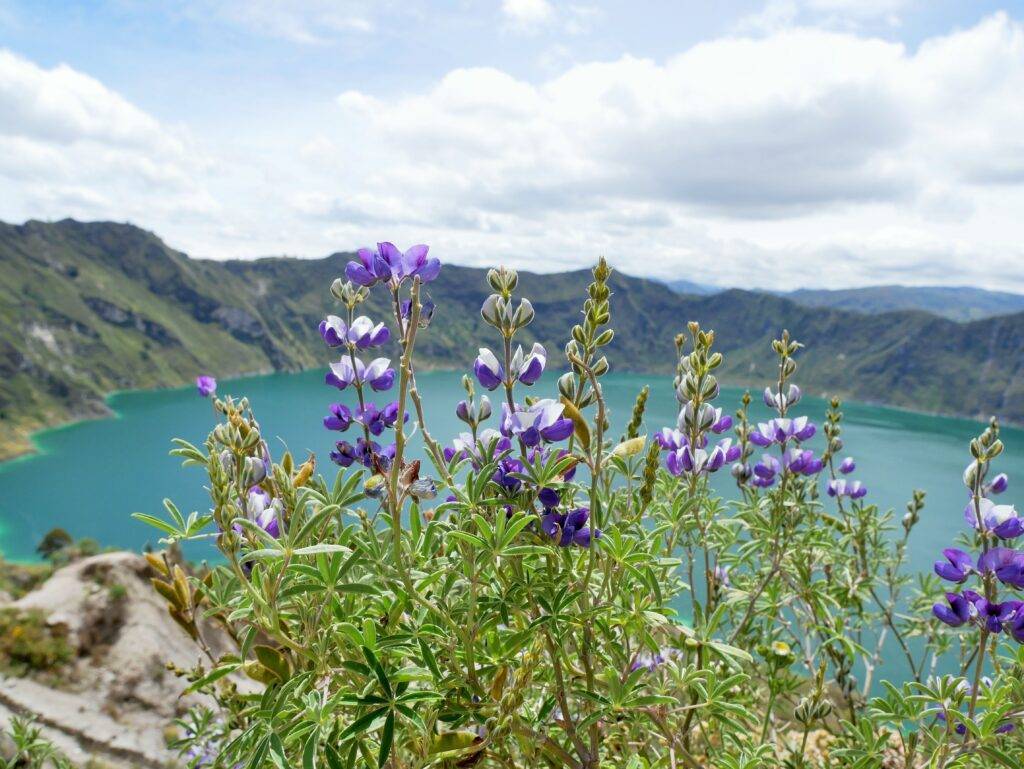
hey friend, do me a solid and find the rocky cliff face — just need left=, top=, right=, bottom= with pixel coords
left=3, top=218, right=1024, bottom=461
left=0, top=552, right=236, bottom=767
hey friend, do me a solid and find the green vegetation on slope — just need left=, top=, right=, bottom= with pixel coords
left=2, top=219, right=1023, bottom=459
left=785, top=284, right=1024, bottom=321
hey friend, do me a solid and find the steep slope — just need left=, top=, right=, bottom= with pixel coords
left=2, top=219, right=1023, bottom=460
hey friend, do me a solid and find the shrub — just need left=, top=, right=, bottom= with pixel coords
left=138, top=248, right=1024, bottom=768
left=0, top=608, right=72, bottom=675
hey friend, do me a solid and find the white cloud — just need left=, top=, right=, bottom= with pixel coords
left=0, top=49, right=216, bottom=229
left=501, top=0, right=554, bottom=31
left=287, top=13, right=1024, bottom=288
left=741, top=0, right=913, bottom=32
left=4, top=13, right=1024, bottom=293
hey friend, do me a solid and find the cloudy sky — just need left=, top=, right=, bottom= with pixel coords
left=2, top=1, right=1024, bottom=290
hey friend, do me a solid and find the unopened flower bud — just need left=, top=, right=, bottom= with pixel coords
left=478, top=395, right=492, bottom=421
left=513, top=298, right=535, bottom=329
left=557, top=372, right=575, bottom=399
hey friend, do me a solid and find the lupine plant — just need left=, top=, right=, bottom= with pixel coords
left=138, top=246, right=1024, bottom=768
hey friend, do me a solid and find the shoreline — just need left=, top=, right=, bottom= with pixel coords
left=1, top=366, right=1018, bottom=470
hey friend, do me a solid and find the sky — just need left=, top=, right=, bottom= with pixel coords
left=2, top=1, right=1024, bottom=291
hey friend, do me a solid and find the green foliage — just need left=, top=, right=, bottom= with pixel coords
left=0, top=608, right=72, bottom=675
left=35, top=528, right=72, bottom=560
left=134, top=260, right=1024, bottom=768
left=0, top=716, right=71, bottom=769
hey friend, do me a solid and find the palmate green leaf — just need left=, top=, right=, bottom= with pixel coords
left=324, top=744, right=344, bottom=769
left=130, top=512, right=180, bottom=537
left=293, top=543, right=350, bottom=556
left=338, top=707, right=389, bottom=742
left=362, top=646, right=393, bottom=697
left=446, top=531, right=487, bottom=549
left=418, top=638, right=442, bottom=682
left=302, top=730, right=319, bottom=769
left=245, top=736, right=270, bottom=769
left=704, top=641, right=753, bottom=665
left=183, top=663, right=240, bottom=694
left=378, top=713, right=394, bottom=769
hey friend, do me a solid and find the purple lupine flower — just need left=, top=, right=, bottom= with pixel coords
left=541, top=507, right=599, bottom=548
left=775, top=416, right=816, bottom=442
left=934, top=548, right=973, bottom=583
left=714, top=564, right=730, bottom=587
left=933, top=593, right=976, bottom=627
left=501, top=400, right=573, bottom=447
left=964, top=498, right=1024, bottom=539
left=718, top=438, right=741, bottom=463
left=539, top=487, right=560, bottom=509
left=827, top=479, right=867, bottom=499
left=381, top=401, right=407, bottom=428
left=513, top=343, right=546, bottom=386
left=556, top=449, right=578, bottom=482
left=346, top=246, right=392, bottom=287
left=988, top=473, right=1009, bottom=495
left=493, top=457, right=524, bottom=491
left=326, top=357, right=357, bottom=390
left=936, top=712, right=968, bottom=736
left=1008, top=611, right=1024, bottom=643
left=754, top=454, right=780, bottom=481
left=630, top=650, right=673, bottom=673
left=327, top=357, right=396, bottom=392
left=975, top=597, right=1023, bottom=633
left=363, top=358, right=396, bottom=391
left=401, top=298, right=437, bottom=328
left=474, top=348, right=504, bottom=391
left=196, top=375, right=217, bottom=397
left=324, top=403, right=353, bottom=431
left=763, top=384, right=801, bottom=411
left=376, top=242, right=441, bottom=283
left=784, top=447, right=814, bottom=474
left=420, top=300, right=437, bottom=326
left=450, top=428, right=504, bottom=466
left=667, top=441, right=732, bottom=476
left=355, top=404, right=385, bottom=435
left=347, top=316, right=390, bottom=349
left=748, top=422, right=775, bottom=447
left=240, top=487, right=280, bottom=538
left=655, top=428, right=687, bottom=451
left=710, top=409, right=733, bottom=434
left=331, top=440, right=357, bottom=467
left=319, top=315, right=348, bottom=347
left=977, top=547, right=1024, bottom=588
left=839, top=457, right=856, bottom=474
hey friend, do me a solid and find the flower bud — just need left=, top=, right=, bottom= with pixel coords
left=513, top=298, right=535, bottom=328
left=963, top=461, right=979, bottom=489
left=243, top=455, right=267, bottom=485
left=330, top=278, right=346, bottom=301
left=557, top=372, right=575, bottom=399
left=480, top=294, right=504, bottom=327
left=477, top=395, right=493, bottom=421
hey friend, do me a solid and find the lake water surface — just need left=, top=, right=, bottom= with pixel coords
left=1, top=370, right=1020, bottom=579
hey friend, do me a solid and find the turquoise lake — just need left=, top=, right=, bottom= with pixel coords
left=1, top=369, right=1020, bottom=577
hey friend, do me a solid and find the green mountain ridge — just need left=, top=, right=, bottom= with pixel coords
left=2, top=219, right=1023, bottom=460
left=785, top=285, right=1024, bottom=322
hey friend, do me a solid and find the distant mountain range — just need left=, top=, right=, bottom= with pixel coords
left=661, top=279, right=1024, bottom=322
left=2, top=219, right=1024, bottom=460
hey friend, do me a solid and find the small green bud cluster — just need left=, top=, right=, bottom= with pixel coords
left=482, top=267, right=534, bottom=338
